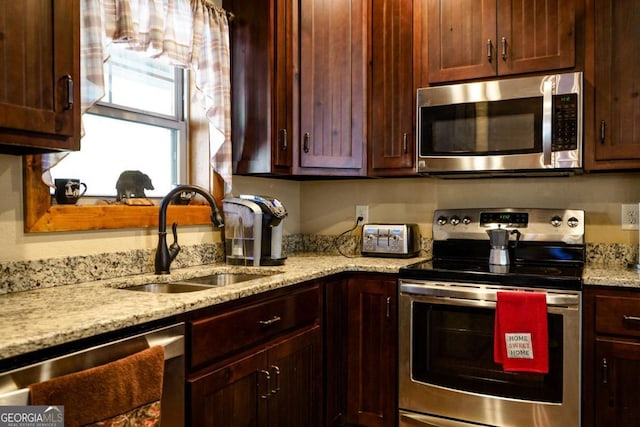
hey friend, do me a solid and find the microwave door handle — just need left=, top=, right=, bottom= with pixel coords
left=542, top=79, right=553, bottom=165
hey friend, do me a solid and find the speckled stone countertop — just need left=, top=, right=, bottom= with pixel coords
left=0, top=255, right=421, bottom=361
left=584, top=264, right=640, bottom=289
left=3, top=239, right=640, bottom=363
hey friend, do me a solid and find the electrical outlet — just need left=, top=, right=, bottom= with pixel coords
left=621, top=203, right=639, bottom=230
left=355, top=205, right=369, bottom=224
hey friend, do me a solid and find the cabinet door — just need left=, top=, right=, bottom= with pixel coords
left=273, top=0, right=294, bottom=171
left=427, top=0, right=497, bottom=83
left=225, top=0, right=292, bottom=175
left=497, top=0, right=575, bottom=75
left=267, top=326, right=322, bottom=427
left=590, top=0, right=640, bottom=168
left=324, top=277, right=349, bottom=426
left=0, top=0, right=80, bottom=153
left=347, top=275, right=397, bottom=427
left=297, top=0, right=367, bottom=175
left=188, top=351, right=269, bottom=426
left=595, top=339, right=640, bottom=426
left=369, top=0, right=415, bottom=176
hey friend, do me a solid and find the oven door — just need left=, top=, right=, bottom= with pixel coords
left=398, top=281, right=581, bottom=427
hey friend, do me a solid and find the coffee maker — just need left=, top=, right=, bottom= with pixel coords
left=222, top=195, right=287, bottom=266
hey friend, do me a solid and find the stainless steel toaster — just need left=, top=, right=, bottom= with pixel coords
left=361, top=223, right=421, bottom=258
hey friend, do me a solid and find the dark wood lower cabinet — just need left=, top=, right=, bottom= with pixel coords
left=583, top=287, right=640, bottom=426
left=186, top=282, right=322, bottom=427
left=346, top=274, right=398, bottom=427
left=594, top=338, right=640, bottom=426
left=189, top=326, right=322, bottom=426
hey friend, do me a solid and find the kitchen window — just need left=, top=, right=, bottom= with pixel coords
left=50, top=48, right=188, bottom=198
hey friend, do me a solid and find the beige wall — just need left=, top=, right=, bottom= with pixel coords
left=297, top=173, right=640, bottom=244
left=1, top=152, right=639, bottom=262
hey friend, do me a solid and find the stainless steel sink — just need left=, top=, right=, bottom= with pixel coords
left=123, top=272, right=273, bottom=293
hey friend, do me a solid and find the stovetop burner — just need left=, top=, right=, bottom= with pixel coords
left=400, top=259, right=584, bottom=290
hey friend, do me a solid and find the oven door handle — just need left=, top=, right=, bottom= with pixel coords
left=400, top=282, right=580, bottom=308
left=399, top=410, right=480, bottom=427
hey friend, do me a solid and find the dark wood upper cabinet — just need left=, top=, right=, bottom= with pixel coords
left=426, top=0, right=576, bottom=83
left=368, top=0, right=416, bottom=176
left=585, top=0, right=640, bottom=170
left=0, top=0, right=80, bottom=154
left=296, top=0, right=368, bottom=176
left=225, top=0, right=293, bottom=175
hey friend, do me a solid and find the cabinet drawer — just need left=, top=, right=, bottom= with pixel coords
left=595, top=295, right=640, bottom=337
left=189, top=284, right=320, bottom=369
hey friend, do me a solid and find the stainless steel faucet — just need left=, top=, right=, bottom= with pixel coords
left=155, top=185, right=224, bottom=274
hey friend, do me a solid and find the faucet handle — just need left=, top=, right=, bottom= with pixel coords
left=169, top=222, right=181, bottom=258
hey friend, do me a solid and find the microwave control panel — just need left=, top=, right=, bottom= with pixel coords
left=552, top=93, right=578, bottom=151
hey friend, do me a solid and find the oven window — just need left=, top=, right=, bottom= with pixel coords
left=419, top=97, right=542, bottom=155
left=412, top=303, right=563, bottom=403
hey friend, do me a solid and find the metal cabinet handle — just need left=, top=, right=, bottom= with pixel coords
left=501, top=37, right=507, bottom=60
left=64, top=75, right=74, bottom=110
left=270, top=365, right=281, bottom=394
left=280, top=129, right=288, bottom=151
left=258, top=315, right=282, bottom=327
left=623, top=314, right=640, bottom=329
left=303, top=132, right=310, bottom=153
left=402, top=133, right=408, bottom=154
left=259, top=369, right=271, bottom=399
left=601, top=358, right=608, bottom=384
left=386, top=297, right=391, bottom=319
left=487, top=39, right=493, bottom=62
left=600, top=120, right=606, bottom=144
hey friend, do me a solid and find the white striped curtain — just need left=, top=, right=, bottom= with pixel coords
left=43, top=0, right=232, bottom=196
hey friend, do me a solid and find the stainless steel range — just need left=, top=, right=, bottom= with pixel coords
left=398, top=208, right=585, bottom=427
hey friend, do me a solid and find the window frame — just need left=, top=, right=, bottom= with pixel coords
left=23, top=66, right=223, bottom=233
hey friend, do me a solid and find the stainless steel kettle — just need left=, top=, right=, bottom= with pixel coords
left=486, top=227, right=520, bottom=266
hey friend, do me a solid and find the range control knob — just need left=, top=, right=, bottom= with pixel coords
left=462, top=216, right=472, bottom=225
left=437, top=216, right=448, bottom=226
left=450, top=216, right=461, bottom=226
left=551, top=215, right=563, bottom=227
left=567, top=217, right=580, bottom=228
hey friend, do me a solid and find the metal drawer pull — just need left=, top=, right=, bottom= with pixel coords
left=270, top=365, right=281, bottom=394
left=386, top=297, right=391, bottom=319
left=601, top=358, right=608, bottom=384
left=64, top=75, right=74, bottom=110
left=259, top=369, right=271, bottom=399
left=303, top=132, right=310, bottom=153
left=258, top=315, right=282, bottom=327
left=280, top=128, right=288, bottom=151
left=402, top=133, right=408, bottom=154
left=623, top=314, right=640, bottom=328
left=600, top=120, right=606, bottom=144
left=501, top=37, right=507, bottom=60
left=487, top=39, right=493, bottom=61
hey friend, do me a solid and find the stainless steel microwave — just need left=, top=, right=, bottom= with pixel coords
left=416, top=72, right=583, bottom=176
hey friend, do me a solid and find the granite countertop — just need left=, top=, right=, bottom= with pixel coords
left=0, top=255, right=420, bottom=361
left=2, top=255, right=640, bottom=363
left=583, top=264, right=640, bottom=289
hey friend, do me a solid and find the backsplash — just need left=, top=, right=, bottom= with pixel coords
left=0, top=236, right=633, bottom=295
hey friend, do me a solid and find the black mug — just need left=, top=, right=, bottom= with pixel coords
left=54, top=179, right=87, bottom=205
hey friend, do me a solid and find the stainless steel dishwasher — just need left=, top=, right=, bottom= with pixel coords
left=0, top=322, right=185, bottom=427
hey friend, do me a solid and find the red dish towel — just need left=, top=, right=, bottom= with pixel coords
left=494, top=291, right=549, bottom=373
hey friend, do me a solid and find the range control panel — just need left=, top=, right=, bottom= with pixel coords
left=432, top=208, right=584, bottom=244
left=361, top=223, right=421, bottom=258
